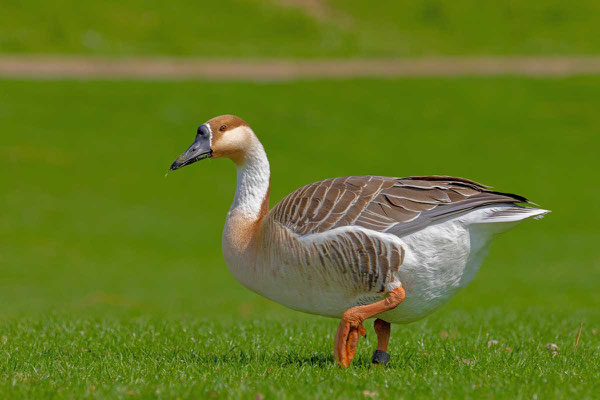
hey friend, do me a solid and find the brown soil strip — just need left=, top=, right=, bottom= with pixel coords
left=1, top=56, right=600, bottom=80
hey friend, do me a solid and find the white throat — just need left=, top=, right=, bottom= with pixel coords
left=230, top=136, right=270, bottom=218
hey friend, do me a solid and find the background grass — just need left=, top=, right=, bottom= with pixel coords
left=1, top=78, right=599, bottom=398
left=2, top=0, right=600, bottom=57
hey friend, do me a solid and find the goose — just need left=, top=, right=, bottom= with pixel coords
left=169, top=115, right=549, bottom=368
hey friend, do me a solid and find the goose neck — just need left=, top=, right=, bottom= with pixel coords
left=229, top=138, right=270, bottom=221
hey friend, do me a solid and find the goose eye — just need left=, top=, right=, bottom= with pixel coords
left=219, top=125, right=227, bottom=132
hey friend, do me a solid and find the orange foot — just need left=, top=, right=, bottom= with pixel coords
left=333, top=286, right=406, bottom=368
left=334, top=316, right=367, bottom=368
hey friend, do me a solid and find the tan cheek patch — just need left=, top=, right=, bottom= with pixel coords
left=211, top=127, right=250, bottom=163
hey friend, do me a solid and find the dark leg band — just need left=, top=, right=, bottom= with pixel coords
left=371, top=349, right=390, bottom=365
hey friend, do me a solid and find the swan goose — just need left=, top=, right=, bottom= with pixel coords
left=170, top=115, right=549, bottom=368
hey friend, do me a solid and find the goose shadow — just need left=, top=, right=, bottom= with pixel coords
left=185, top=349, right=404, bottom=369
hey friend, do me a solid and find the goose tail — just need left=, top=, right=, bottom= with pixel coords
left=477, top=205, right=550, bottom=223
left=460, top=204, right=550, bottom=236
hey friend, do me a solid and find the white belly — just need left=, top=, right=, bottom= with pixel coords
left=379, top=219, right=492, bottom=323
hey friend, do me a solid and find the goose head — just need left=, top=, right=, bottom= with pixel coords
left=170, top=114, right=253, bottom=170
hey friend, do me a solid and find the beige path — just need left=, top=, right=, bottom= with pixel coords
left=1, top=56, right=600, bottom=80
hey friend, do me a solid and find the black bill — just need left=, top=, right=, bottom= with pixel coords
left=170, top=125, right=212, bottom=170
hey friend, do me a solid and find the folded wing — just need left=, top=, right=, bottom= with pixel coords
left=269, top=175, right=532, bottom=237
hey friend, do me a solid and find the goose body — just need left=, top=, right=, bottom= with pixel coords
left=224, top=178, right=546, bottom=324
left=171, top=115, right=549, bottom=367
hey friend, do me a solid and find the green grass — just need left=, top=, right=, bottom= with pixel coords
left=1, top=77, right=599, bottom=398
left=1, top=0, right=600, bottom=57
left=2, top=311, right=598, bottom=399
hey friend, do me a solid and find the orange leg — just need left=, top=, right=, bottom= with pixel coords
left=374, top=318, right=391, bottom=351
left=372, top=318, right=391, bottom=365
left=334, top=286, right=405, bottom=368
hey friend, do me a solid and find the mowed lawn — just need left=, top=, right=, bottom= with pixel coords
left=2, top=0, right=600, bottom=57
left=1, top=78, right=599, bottom=398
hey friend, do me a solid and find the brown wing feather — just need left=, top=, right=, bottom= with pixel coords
left=269, top=176, right=531, bottom=237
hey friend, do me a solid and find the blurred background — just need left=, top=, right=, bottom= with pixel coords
left=1, top=0, right=599, bottom=322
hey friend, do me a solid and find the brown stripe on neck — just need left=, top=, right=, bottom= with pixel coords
left=258, top=176, right=271, bottom=220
